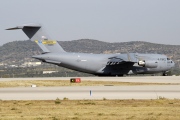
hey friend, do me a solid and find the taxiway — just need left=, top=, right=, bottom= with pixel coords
left=1, top=85, right=180, bottom=100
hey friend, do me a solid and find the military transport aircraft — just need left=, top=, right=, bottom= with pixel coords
left=6, top=24, right=175, bottom=76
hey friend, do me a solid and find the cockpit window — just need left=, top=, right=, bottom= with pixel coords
left=167, top=58, right=170, bottom=60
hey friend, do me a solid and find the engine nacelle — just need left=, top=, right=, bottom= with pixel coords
left=138, top=60, right=158, bottom=68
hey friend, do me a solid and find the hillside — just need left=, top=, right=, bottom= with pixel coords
left=0, top=39, right=180, bottom=68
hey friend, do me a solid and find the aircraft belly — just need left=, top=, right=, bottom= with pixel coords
left=97, top=63, right=135, bottom=75
left=58, top=56, right=101, bottom=74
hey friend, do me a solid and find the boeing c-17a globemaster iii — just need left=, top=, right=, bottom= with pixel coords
left=6, top=24, right=175, bottom=76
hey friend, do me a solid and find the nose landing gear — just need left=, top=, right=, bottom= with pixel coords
left=162, top=72, right=168, bottom=76
left=162, top=71, right=171, bottom=76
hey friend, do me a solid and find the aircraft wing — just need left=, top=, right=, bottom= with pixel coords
left=107, top=53, right=137, bottom=65
left=108, top=56, right=126, bottom=63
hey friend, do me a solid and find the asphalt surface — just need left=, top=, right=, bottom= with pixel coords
left=1, top=85, right=180, bottom=100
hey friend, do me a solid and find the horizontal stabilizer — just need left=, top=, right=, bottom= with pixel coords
left=6, top=24, right=41, bottom=30
left=6, top=27, right=22, bottom=30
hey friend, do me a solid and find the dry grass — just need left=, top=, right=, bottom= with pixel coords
left=0, top=80, right=178, bottom=88
left=0, top=99, right=180, bottom=120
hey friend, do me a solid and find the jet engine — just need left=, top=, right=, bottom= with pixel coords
left=138, top=60, right=158, bottom=68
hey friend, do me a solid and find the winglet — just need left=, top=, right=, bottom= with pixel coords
left=126, top=50, right=132, bottom=62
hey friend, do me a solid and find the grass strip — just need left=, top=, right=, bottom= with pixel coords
left=0, top=99, right=180, bottom=120
left=0, top=80, right=178, bottom=87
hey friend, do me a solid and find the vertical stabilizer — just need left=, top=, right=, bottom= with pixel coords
left=6, top=23, right=65, bottom=53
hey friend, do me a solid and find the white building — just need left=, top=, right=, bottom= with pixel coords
left=43, top=71, right=58, bottom=74
left=21, top=62, right=42, bottom=67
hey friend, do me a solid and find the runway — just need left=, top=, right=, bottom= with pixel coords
left=1, top=76, right=180, bottom=100
left=1, top=85, right=180, bottom=100
left=0, top=76, right=180, bottom=83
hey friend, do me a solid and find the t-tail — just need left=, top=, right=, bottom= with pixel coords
left=6, top=23, right=65, bottom=53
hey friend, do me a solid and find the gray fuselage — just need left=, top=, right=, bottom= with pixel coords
left=33, top=52, right=175, bottom=76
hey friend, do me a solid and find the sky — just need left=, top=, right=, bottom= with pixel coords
left=0, top=0, right=180, bottom=46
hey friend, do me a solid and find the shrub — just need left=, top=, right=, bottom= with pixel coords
left=63, top=97, right=69, bottom=100
left=55, top=98, right=61, bottom=104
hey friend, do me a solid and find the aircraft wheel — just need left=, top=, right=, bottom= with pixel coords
left=118, top=74, right=124, bottom=77
left=162, top=73, right=167, bottom=76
